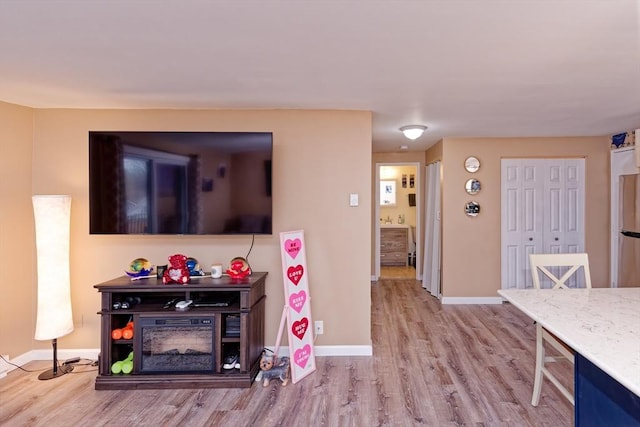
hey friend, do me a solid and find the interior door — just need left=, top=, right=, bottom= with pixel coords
left=501, top=158, right=585, bottom=289
left=502, top=159, right=544, bottom=289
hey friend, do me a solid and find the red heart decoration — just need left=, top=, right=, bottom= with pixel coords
left=287, top=265, right=304, bottom=286
left=292, top=317, right=309, bottom=340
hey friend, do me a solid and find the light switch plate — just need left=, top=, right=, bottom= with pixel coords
left=349, top=193, right=359, bottom=206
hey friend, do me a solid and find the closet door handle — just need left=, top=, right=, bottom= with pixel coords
left=554, top=237, right=559, bottom=241
left=528, top=237, right=533, bottom=241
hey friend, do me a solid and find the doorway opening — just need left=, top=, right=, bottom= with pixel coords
left=375, top=162, right=421, bottom=280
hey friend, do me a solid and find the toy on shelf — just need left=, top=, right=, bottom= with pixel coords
left=226, top=257, right=251, bottom=280
left=111, top=351, right=134, bottom=375
left=125, top=258, right=154, bottom=278
left=186, top=257, right=205, bottom=276
left=255, top=350, right=290, bottom=387
left=163, top=254, right=190, bottom=285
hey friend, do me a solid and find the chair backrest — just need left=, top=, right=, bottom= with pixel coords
left=529, top=253, right=592, bottom=289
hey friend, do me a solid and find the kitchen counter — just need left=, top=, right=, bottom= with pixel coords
left=498, top=287, right=640, bottom=396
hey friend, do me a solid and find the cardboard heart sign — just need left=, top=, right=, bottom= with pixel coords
left=292, top=317, right=309, bottom=340
left=284, top=238, right=302, bottom=259
left=287, top=265, right=304, bottom=286
left=289, top=290, right=307, bottom=313
left=294, top=344, right=311, bottom=369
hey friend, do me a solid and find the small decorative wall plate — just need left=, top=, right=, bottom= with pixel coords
left=464, top=156, right=480, bottom=173
left=464, top=201, right=480, bottom=217
left=465, top=178, right=481, bottom=195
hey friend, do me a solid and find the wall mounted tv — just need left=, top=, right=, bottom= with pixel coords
left=89, top=131, right=273, bottom=235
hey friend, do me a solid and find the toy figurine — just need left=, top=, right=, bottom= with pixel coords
left=185, top=257, right=205, bottom=276
left=226, top=257, right=251, bottom=280
left=163, top=254, right=190, bottom=285
left=125, top=258, right=154, bottom=278
left=255, top=351, right=290, bottom=387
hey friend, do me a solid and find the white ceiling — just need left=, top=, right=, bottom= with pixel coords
left=1, top=1, right=638, bottom=152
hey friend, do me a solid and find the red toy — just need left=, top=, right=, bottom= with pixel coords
left=163, top=254, right=190, bottom=285
left=226, top=257, right=251, bottom=280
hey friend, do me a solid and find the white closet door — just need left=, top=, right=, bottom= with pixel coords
left=502, top=159, right=544, bottom=289
left=501, top=158, right=585, bottom=289
left=422, top=162, right=441, bottom=297
left=543, top=160, right=584, bottom=254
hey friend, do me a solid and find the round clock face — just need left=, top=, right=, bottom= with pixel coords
left=464, top=156, right=480, bottom=173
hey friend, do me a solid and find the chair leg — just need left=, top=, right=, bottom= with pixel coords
left=531, top=324, right=544, bottom=406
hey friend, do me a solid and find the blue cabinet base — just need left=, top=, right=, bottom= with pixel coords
left=575, top=353, right=640, bottom=426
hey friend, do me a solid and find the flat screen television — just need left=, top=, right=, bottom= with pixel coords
left=89, top=131, right=273, bottom=235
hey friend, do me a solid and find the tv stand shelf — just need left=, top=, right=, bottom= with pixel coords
left=94, top=272, right=267, bottom=390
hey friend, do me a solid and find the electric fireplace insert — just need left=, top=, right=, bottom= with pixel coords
left=136, top=316, right=215, bottom=374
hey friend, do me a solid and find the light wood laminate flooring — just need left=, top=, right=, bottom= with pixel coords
left=380, top=266, right=416, bottom=279
left=0, top=278, right=572, bottom=426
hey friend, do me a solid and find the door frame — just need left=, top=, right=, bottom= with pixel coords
left=610, top=146, right=640, bottom=287
left=374, top=162, right=422, bottom=281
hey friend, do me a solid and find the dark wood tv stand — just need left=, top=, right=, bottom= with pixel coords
left=94, top=272, right=267, bottom=390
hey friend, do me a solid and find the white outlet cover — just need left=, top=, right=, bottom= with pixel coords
left=349, top=193, right=359, bottom=206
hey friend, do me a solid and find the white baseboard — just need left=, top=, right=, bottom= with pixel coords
left=441, top=296, right=503, bottom=305
left=0, top=349, right=100, bottom=378
left=2, top=345, right=372, bottom=379
left=265, top=345, right=373, bottom=357
left=0, top=354, right=10, bottom=378
left=371, top=275, right=377, bottom=282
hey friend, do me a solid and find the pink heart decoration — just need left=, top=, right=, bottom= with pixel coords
left=294, top=344, right=311, bottom=369
left=292, top=317, right=309, bottom=340
left=287, top=265, right=304, bottom=286
left=289, top=290, right=307, bottom=313
left=284, top=238, right=302, bottom=259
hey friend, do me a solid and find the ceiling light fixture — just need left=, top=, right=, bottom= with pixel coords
left=400, top=125, right=427, bottom=140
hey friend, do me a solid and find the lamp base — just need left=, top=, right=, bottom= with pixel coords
left=38, top=363, right=73, bottom=380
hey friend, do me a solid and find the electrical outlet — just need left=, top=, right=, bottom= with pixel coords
left=314, top=320, right=324, bottom=335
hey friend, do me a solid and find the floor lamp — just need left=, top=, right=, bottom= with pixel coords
left=32, top=195, right=74, bottom=380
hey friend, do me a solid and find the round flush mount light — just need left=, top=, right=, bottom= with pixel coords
left=399, top=125, right=427, bottom=140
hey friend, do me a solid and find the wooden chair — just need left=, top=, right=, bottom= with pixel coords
left=528, top=253, right=592, bottom=407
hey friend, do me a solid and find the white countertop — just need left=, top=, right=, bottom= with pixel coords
left=498, top=287, right=640, bottom=397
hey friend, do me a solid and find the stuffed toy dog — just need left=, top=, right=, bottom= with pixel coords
left=255, top=351, right=290, bottom=387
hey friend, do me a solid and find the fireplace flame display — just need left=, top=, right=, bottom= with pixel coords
left=137, top=317, right=215, bottom=373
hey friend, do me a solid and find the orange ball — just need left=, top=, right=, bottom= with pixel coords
left=111, top=329, right=122, bottom=340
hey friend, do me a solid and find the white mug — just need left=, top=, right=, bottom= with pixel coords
left=211, top=264, right=223, bottom=279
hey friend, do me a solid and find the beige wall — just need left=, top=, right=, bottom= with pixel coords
left=440, top=137, right=610, bottom=297
left=0, top=101, right=35, bottom=357
left=4, top=107, right=372, bottom=359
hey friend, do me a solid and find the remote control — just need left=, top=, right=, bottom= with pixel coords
left=175, top=300, right=193, bottom=310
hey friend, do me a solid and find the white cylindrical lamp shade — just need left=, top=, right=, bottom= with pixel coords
left=33, top=195, right=74, bottom=341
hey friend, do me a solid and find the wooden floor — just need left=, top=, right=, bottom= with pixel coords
left=380, top=266, right=416, bottom=279
left=0, top=278, right=573, bottom=426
